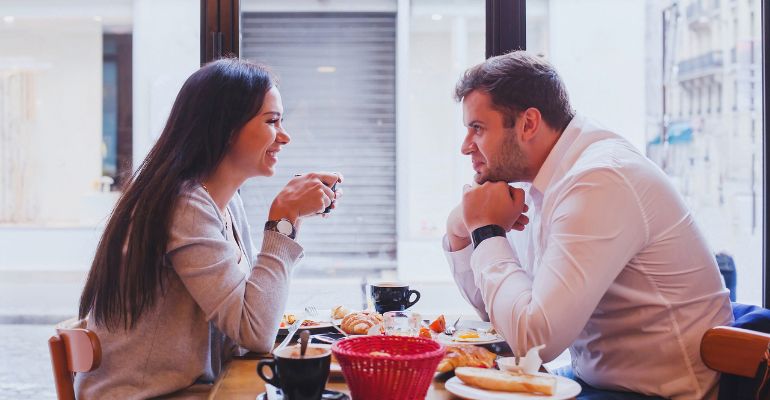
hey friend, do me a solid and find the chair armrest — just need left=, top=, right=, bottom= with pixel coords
left=701, top=326, right=770, bottom=378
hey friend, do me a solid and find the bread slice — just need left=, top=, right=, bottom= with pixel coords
left=437, top=345, right=497, bottom=372
left=455, top=367, right=557, bottom=395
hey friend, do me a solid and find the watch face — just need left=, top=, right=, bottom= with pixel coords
left=276, top=219, right=293, bottom=235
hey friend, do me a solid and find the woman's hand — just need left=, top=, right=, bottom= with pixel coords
left=269, top=172, right=343, bottom=224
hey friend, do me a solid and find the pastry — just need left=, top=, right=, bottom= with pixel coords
left=331, top=305, right=351, bottom=320
left=340, top=311, right=383, bottom=335
left=436, top=344, right=497, bottom=373
left=455, top=367, right=556, bottom=395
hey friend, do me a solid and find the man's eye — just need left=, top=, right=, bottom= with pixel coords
left=267, top=119, right=279, bottom=125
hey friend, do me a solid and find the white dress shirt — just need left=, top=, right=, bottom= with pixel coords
left=445, top=115, right=733, bottom=399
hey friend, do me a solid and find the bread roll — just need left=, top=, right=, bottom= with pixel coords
left=331, top=305, right=351, bottom=320
left=340, top=311, right=383, bottom=335
left=455, top=367, right=556, bottom=395
left=436, top=345, right=497, bottom=373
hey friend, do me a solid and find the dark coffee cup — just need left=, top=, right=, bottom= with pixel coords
left=370, top=282, right=420, bottom=313
left=256, top=345, right=331, bottom=400
left=323, top=181, right=338, bottom=214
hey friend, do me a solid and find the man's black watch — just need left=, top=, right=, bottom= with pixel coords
left=471, top=224, right=506, bottom=248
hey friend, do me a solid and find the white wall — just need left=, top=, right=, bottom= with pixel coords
left=0, top=0, right=198, bottom=271
left=546, top=0, right=647, bottom=150
left=0, top=18, right=102, bottom=225
left=132, top=0, right=199, bottom=167
left=0, top=0, right=132, bottom=30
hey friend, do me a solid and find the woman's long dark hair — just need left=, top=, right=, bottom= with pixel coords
left=79, top=58, right=275, bottom=330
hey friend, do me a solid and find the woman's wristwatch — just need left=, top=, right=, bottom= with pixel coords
left=264, top=218, right=297, bottom=239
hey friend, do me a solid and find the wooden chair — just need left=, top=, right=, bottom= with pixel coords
left=48, top=318, right=101, bottom=400
left=701, top=326, right=770, bottom=399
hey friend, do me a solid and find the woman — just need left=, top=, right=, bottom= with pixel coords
left=75, top=58, right=341, bottom=399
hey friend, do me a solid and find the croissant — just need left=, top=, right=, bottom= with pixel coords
left=340, top=311, right=383, bottom=335
left=436, top=344, right=497, bottom=373
left=331, top=305, right=351, bottom=320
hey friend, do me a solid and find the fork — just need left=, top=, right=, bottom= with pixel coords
left=305, top=305, right=319, bottom=319
left=276, top=306, right=319, bottom=350
left=445, top=316, right=461, bottom=336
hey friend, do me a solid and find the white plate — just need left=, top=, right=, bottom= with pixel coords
left=436, top=332, right=506, bottom=345
left=279, top=309, right=340, bottom=331
left=278, top=320, right=336, bottom=331
left=445, top=374, right=581, bottom=400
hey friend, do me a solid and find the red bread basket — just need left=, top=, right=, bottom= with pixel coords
left=331, top=335, right=444, bottom=400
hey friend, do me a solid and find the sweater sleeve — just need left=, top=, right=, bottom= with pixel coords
left=166, top=189, right=303, bottom=353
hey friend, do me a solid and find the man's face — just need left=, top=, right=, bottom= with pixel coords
left=461, top=90, right=531, bottom=184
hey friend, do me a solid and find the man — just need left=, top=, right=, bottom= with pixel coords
left=444, top=51, right=733, bottom=399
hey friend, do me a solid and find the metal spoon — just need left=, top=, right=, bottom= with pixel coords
left=299, top=330, right=310, bottom=358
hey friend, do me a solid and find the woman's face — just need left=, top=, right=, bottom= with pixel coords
left=227, top=86, right=290, bottom=177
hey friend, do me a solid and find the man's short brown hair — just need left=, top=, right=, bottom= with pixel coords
left=455, top=51, right=574, bottom=132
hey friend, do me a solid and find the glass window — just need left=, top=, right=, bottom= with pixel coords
left=0, top=2, right=199, bottom=397
left=238, top=0, right=485, bottom=314
left=240, top=9, right=398, bottom=276
left=527, top=0, right=764, bottom=305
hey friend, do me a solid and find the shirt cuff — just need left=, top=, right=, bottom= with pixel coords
left=443, top=234, right=474, bottom=274
left=470, top=236, right=519, bottom=282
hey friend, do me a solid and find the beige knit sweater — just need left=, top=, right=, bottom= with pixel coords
left=75, top=185, right=303, bottom=399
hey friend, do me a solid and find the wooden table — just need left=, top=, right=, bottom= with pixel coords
left=208, top=314, right=472, bottom=399
left=206, top=317, right=563, bottom=399
left=207, top=356, right=462, bottom=399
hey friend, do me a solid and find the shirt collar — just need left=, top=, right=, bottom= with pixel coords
left=531, top=114, right=585, bottom=196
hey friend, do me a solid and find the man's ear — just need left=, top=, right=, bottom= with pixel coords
left=519, top=108, right=542, bottom=142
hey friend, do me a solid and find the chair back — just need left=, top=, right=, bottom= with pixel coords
left=701, top=324, right=770, bottom=399
left=701, top=326, right=770, bottom=377
left=48, top=318, right=101, bottom=400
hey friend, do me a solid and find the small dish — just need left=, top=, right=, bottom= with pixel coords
left=497, top=344, right=546, bottom=374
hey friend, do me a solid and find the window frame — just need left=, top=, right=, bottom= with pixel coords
left=102, top=33, right=133, bottom=190
left=486, top=0, right=526, bottom=57
left=203, top=0, right=768, bottom=307
left=201, top=0, right=239, bottom=65
left=762, top=0, right=768, bottom=308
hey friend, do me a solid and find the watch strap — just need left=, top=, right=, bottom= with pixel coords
left=471, top=224, right=506, bottom=249
left=264, top=219, right=297, bottom=240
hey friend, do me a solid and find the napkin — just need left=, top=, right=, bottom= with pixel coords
left=497, top=344, right=546, bottom=374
